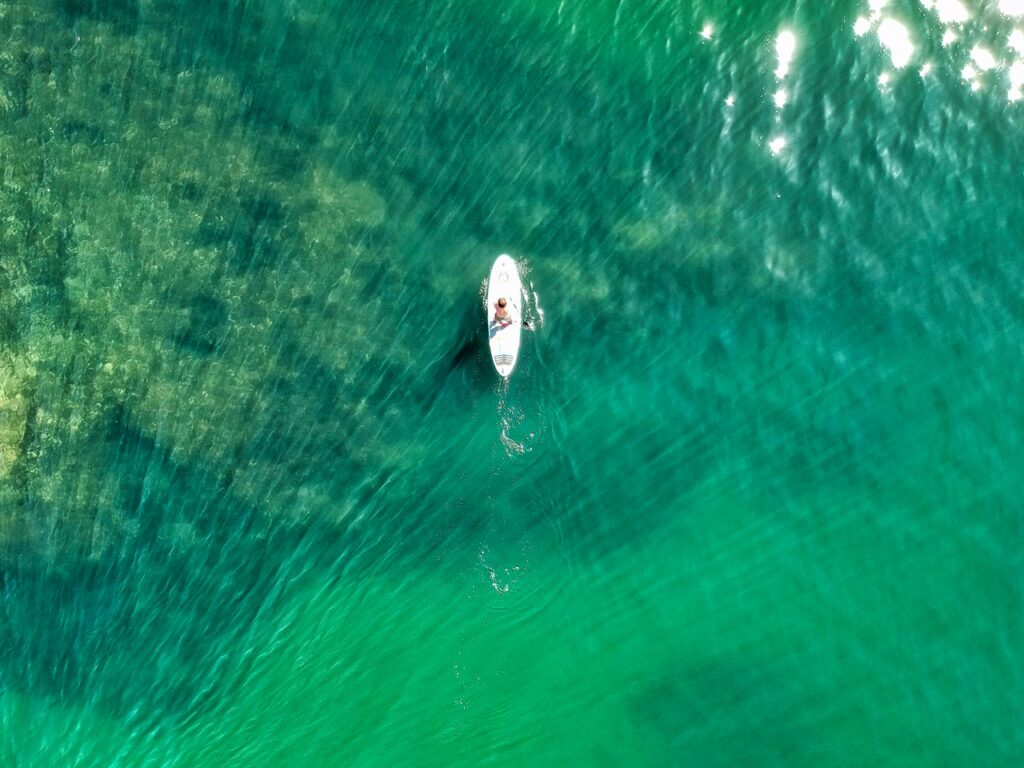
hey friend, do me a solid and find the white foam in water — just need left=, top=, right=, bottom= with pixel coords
left=877, top=17, right=914, bottom=68
left=854, top=17, right=872, bottom=36
left=774, top=88, right=789, bottom=108
left=769, top=136, right=787, bottom=155
left=701, top=22, right=714, bottom=40
left=529, top=283, right=545, bottom=328
left=775, top=30, right=797, bottom=79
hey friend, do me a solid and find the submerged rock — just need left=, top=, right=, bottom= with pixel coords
left=0, top=0, right=420, bottom=571
left=0, top=355, right=30, bottom=480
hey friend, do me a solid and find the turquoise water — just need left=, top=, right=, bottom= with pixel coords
left=1, top=0, right=1022, bottom=764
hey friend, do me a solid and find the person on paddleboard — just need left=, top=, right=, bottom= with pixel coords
left=494, top=297, right=512, bottom=325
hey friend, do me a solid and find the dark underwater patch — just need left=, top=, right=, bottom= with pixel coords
left=61, top=119, right=108, bottom=147
left=171, top=293, right=228, bottom=356
left=57, top=0, right=140, bottom=34
left=631, top=661, right=816, bottom=766
left=194, top=187, right=295, bottom=272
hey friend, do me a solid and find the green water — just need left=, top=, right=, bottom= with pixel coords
left=1, top=0, right=1022, bottom=764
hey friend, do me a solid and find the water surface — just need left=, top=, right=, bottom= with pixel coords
left=0, top=0, right=1021, bottom=765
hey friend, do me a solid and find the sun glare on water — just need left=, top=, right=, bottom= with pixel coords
left=775, top=30, right=797, bottom=79
left=877, top=18, right=914, bottom=68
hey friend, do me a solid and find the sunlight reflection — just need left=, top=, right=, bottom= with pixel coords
left=970, top=45, right=998, bottom=71
left=999, top=0, right=1024, bottom=18
left=701, top=22, right=714, bottom=40
left=961, top=62, right=982, bottom=91
left=877, top=18, right=914, bottom=68
left=775, top=30, right=797, bottom=79
left=1010, top=29, right=1024, bottom=54
left=769, top=29, right=797, bottom=159
left=1010, top=60, right=1024, bottom=99
left=929, top=0, right=971, bottom=24
left=860, top=0, right=1024, bottom=100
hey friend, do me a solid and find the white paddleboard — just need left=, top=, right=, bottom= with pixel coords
left=486, top=254, right=523, bottom=378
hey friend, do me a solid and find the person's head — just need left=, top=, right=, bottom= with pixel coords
left=497, top=298, right=507, bottom=308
